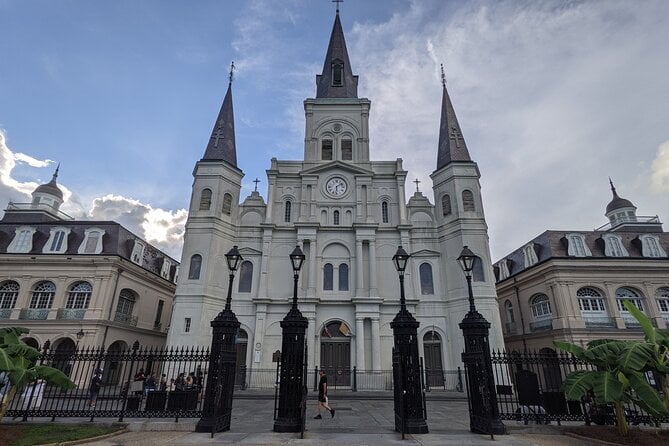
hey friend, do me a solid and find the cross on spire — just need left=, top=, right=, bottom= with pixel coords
left=253, top=178, right=260, bottom=192
left=413, top=178, right=421, bottom=193
left=449, top=126, right=463, bottom=148
left=229, top=61, right=235, bottom=84
left=332, top=0, right=343, bottom=13
left=440, top=63, right=446, bottom=87
left=211, top=126, right=225, bottom=147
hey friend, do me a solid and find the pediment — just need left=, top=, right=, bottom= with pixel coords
left=410, top=249, right=441, bottom=258
left=238, top=247, right=263, bottom=256
left=300, top=161, right=373, bottom=176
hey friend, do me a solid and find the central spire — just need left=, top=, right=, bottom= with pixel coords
left=202, top=62, right=237, bottom=166
left=436, top=64, right=471, bottom=170
left=316, top=9, right=358, bottom=98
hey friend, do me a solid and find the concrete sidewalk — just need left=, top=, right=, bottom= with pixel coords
left=71, top=398, right=590, bottom=446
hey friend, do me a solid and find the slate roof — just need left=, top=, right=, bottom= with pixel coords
left=315, top=11, right=358, bottom=99
left=436, top=79, right=472, bottom=170
left=202, top=82, right=237, bottom=166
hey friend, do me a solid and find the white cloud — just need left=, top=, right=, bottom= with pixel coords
left=651, top=140, right=669, bottom=193
left=14, top=152, right=54, bottom=168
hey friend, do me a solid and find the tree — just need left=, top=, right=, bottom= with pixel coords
left=555, top=337, right=667, bottom=436
left=0, top=327, right=75, bottom=420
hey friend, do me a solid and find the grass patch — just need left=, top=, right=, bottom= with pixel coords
left=0, top=423, right=124, bottom=446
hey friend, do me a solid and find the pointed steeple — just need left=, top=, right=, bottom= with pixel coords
left=606, top=178, right=636, bottom=214
left=316, top=9, right=358, bottom=98
left=34, top=163, right=63, bottom=200
left=436, top=64, right=471, bottom=170
left=202, top=62, right=237, bottom=166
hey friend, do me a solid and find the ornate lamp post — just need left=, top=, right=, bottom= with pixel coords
left=457, top=245, right=505, bottom=436
left=274, top=245, right=308, bottom=433
left=390, top=246, right=429, bottom=434
left=75, top=329, right=85, bottom=349
left=196, top=245, right=243, bottom=434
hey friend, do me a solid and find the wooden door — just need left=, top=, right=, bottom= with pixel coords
left=423, top=332, right=444, bottom=387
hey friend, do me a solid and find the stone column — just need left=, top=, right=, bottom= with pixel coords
left=307, top=315, right=316, bottom=370
left=307, top=238, right=317, bottom=298
left=356, top=317, right=365, bottom=370
left=356, top=239, right=364, bottom=296
left=371, top=317, right=381, bottom=371
left=369, top=239, right=378, bottom=297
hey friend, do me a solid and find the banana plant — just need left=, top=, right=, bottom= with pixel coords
left=0, top=327, right=75, bottom=421
left=555, top=337, right=667, bottom=436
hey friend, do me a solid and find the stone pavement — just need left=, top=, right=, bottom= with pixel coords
left=72, top=397, right=592, bottom=446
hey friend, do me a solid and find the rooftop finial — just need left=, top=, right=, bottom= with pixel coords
left=333, top=0, right=343, bottom=14
left=253, top=178, right=260, bottom=192
left=414, top=178, right=421, bottom=193
left=440, top=63, right=446, bottom=87
left=609, top=177, right=618, bottom=196
left=52, top=162, right=60, bottom=182
left=229, top=61, right=235, bottom=84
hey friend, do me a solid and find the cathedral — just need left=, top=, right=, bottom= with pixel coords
left=166, top=10, right=504, bottom=385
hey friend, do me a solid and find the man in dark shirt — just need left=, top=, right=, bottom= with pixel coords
left=314, top=369, right=335, bottom=419
left=89, top=369, right=103, bottom=408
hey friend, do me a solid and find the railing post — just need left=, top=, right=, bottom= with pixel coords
left=119, top=340, right=140, bottom=422
left=457, top=366, right=463, bottom=392
left=352, top=366, right=357, bottom=392
left=313, top=367, right=318, bottom=392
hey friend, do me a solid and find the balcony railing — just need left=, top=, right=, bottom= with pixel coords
left=0, top=309, right=13, bottom=319
left=56, top=308, right=86, bottom=320
left=530, top=318, right=553, bottom=332
left=19, top=308, right=50, bottom=320
left=114, top=311, right=138, bottom=326
left=505, top=321, right=517, bottom=335
left=663, top=314, right=669, bottom=326
left=584, top=316, right=616, bottom=328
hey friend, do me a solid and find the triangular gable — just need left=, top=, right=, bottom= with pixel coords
left=300, top=160, right=373, bottom=176
left=410, top=249, right=441, bottom=258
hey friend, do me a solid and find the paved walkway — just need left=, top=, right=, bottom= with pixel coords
left=72, top=398, right=591, bottom=446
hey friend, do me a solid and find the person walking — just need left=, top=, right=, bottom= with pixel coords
left=89, top=369, right=103, bottom=408
left=314, top=369, right=335, bottom=419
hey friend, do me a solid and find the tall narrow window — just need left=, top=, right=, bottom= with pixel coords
left=44, top=227, right=70, bottom=254
left=323, top=263, right=333, bottom=291
left=49, top=231, right=66, bottom=252
left=441, top=194, right=451, bottom=216
left=131, top=240, right=145, bottom=264
left=0, top=281, right=19, bottom=310
left=657, top=288, right=669, bottom=321
left=199, top=189, right=212, bottom=211
left=505, top=300, right=515, bottom=323
left=30, top=281, right=56, bottom=309
left=222, top=193, right=233, bottom=215
left=284, top=201, right=292, bottom=223
left=602, top=234, right=628, bottom=257
left=188, top=254, right=202, bottom=280
left=322, top=140, right=333, bottom=160
left=333, top=210, right=340, bottom=225
left=115, top=289, right=136, bottom=324
left=184, top=317, right=191, bottom=333
left=419, top=263, right=434, bottom=295
left=382, top=201, right=389, bottom=223
left=530, top=294, right=552, bottom=332
left=238, top=260, right=253, bottom=293
left=154, top=300, right=164, bottom=329
left=79, top=228, right=105, bottom=254
left=462, top=190, right=475, bottom=211
left=640, top=235, right=666, bottom=257
left=66, top=281, right=92, bottom=309
left=472, top=257, right=485, bottom=282
left=8, top=226, right=36, bottom=253
left=341, top=139, right=352, bottom=160
left=332, top=59, right=344, bottom=86
left=338, top=263, right=349, bottom=291
left=567, top=233, right=591, bottom=257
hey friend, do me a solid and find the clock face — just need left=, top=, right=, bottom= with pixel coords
left=326, top=177, right=347, bottom=197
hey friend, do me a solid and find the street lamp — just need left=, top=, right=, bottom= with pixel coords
left=196, top=245, right=243, bottom=434
left=457, top=245, right=505, bottom=437
left=274, top=245, right=309, bottom=433
left=75, top=329, right=85, bottom=349
left=389, top=246, right=428, bottom=435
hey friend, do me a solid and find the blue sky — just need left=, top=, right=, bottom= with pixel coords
left=1, top=0, right=669, bottom=261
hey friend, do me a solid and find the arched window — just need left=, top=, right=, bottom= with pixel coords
left=462, top=190, right=475, bottom=212
left=472, top=257, right=485, bottom=282
left=66, top=281, right=92, bottom=309
left=333, top=210, right=340, bottom=225
left=441, top=194, right=451, bottom=216
left=505, top=300, right=515, bottom=323
left=567, top=233, right=591, bottom=257
left=530, top=294, right=552, bottom=331
left=188, top=254, right=202, bottom=280
left=341, top=139, right=352, bottom=160
left=284, top=201, right=292, bottom=223
left=0, top=281, right=19, bottom=312
left=238, top=261, right=253, bottom=293
left=602, top=234, right=628, bottom=257
left=222, top=193, right=233, bottom=215
left=332, top=59, right=344, bottom=86
left=577, top=287, right=610, bottom=327
left=199, top=188, right=212, bottom=211
left=381, top=201, right=389, bottom=223
left=419, top=263, right=434, bottom=295
left=338, top=263, right=349, bottom=291
left=322, top=139, right=333, bottom=160
left=657, top=288, right=669, bottom=321
left=616, top=287, right=644, bottom=326
left=30, top=281, right=56, bottom=309
left=115, top=289, right=136, bottom=324
left=323, top=263, right=333, bottom=291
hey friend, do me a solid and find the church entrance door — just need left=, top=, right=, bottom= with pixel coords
left=423, top=331, right=445, bottom=387
left=235, top=329, right=248, bottom=387
left=320, top=321, right=351, bottom=386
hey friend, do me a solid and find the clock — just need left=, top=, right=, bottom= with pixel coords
left=326, top=177, right=347, bottom=197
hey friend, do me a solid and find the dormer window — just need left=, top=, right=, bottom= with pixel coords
left=160, top=258, right=172, bottom=279
left=131, top=240, right=145, bottom=264
left=567, top=233, right=591, bottom=257
left=322, top=139, right=333, bottom=160
left=78, top=228, right=105, bottom=254
left=43, top=227, right=70, bottom=254
left=8, top=226, right=36, bottom=253
left=332, top=59, right=344, bottom=86
left=523, top=243, right=539, bottom=267
left=341, top=139, right=352, bottom=160
left=602, top=234, right=628, bottom=257
left=498, top=259, right=510, bottom=280
left=640, top=234, right=666, bottom=257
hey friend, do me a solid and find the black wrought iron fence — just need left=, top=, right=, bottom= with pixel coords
left=491, top=350, right=666, bottom=426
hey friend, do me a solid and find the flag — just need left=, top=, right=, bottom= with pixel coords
left=339, top=323, right=350, bottom=336
left=324, top=326, right=332, bottom=338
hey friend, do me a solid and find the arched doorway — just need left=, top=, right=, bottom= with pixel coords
left=22, top=337, right=39, bottom=350
left=320, top=321, right=351, bottom=386
left=235, top=329, right=248, bottom=388
left=540, top=347, right=562, bottom=391
left=423, top=331, right=444, bottom=387
left=53, top=338, right=76, bottom=377
left=104, top=341, right=127, bottom=385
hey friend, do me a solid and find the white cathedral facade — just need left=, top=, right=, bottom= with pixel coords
left=166, top=11, right=504, bottom=384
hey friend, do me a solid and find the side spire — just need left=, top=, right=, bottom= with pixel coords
left=436, top=64, right=471, bottom=170
left=316, top=8, right=358, bottom=98
left=202, top=61, right=237, bottom=166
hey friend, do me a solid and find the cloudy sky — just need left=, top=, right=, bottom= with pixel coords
left=1, top=0, right=668, bottom=261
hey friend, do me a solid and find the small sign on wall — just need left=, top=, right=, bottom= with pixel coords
left=254, top=350, right=261, bottom=363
